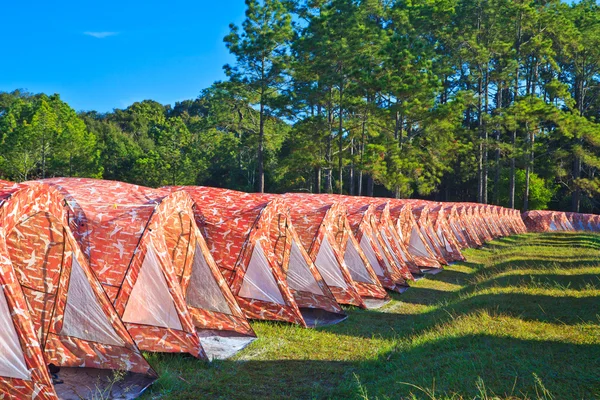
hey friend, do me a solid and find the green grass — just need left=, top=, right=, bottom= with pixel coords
left=142, top=233, right=600, bottom=399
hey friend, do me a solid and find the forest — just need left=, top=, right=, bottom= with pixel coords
left=1, top=0, right=599, bottom=212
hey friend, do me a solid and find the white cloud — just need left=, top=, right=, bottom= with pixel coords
left=83, top=31, right=118, bottom=39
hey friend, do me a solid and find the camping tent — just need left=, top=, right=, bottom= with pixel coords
left=282, top=193, right=390, bottom=309
left=370, top=201, right=422, bottom=276
left=427, top=204, right=465, bottom=262
left=176, top=186, right=347, bottom=327
left=0, top=180, right=155, bottom=399
left=387, top=201, right=443, bottom=271
left=43, top=178, right=255, bottom=360
left=312, top=194, right=413, bottom=292
left=410, top=202, right=453, bottom=264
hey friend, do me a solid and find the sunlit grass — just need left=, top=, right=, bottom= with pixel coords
left=143, top=232, right=600, bottom=399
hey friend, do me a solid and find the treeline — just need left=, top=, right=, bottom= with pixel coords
left=1, top=0, right=600, bottom=212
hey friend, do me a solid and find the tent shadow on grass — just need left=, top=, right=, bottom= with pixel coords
left=142, top=233, right=600, bottom=400
left=144, top=334, right=600, bottom=400
left=470, top=273, right=600, bottom=291
left=325, top=290, right=600, bottom=342
left=473, top=258, right=600, bottom=278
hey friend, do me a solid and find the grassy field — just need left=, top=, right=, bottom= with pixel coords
left=143, top=233, right=600, bottom=399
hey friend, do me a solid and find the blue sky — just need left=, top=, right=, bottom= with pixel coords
left=0, top=1, right=247, bottom=112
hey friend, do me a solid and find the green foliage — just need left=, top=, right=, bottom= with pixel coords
left=0, top=92, right=101, bottom=181
left=143, top=233, right=600, bottom=399
left=495, top=169, right=556, bottom=211
left=2, top=0, right=600, bottom=210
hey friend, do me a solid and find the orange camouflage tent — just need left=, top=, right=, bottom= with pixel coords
left=522, top=210, right=574, bottom=233
left=427, top=204, right=465, bottom=262
left=282, top=193, right=390, bottom=309
left=0, top=180, right=155, bottom=399
left=312, top=194, right=415, bottom=292
left=409, top=202, right=452, bottom=264
left=176, top=187, right=347, bottom=327
left=42, top=178, right=256, bottom=361
left=387, top=201, right=443, bottom=272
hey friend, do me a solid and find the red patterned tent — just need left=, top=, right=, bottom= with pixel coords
left=457, top=204, right=483, bottom=247
left=311, top=194, right=413, bottom=292
left=0, top=181, right=155, bottom=399
left=282, top=193, right=390, bottom=309
left=427, top=204, right=465, bottom=262
left=522, top=210, right=559, bottom=232
left=410, top=203, right=451, bottom=264
left=42, top=178, right=254, bottom=360
left=388, top=201, right=442, bottom=271
left=441, top=204, right=469, bottom=249
left=370, top=202, right=421, bottom=276
left=177, top=187, right=346, bottom=327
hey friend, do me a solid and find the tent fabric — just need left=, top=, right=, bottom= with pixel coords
left=523, top=210, right=583, bottom=233
left=428, top=205, right=465, bottom=262
left=387, top=202, right=442, bottom=269
left=47, top=179, right=255, bottom=360
left=174, top=186, right=345, bottom=327
left=0, top=181, right=155, bottom=399
left=282, top=194, right=389, bottom=308
left=42, top=178, right=234, bottom=359
left=238, top=242, right=287, bottom=304
left=122, top=244, right=184, bottom=330
left=311, top=194, right=413, bottom=291
left=314, top=237, right=350, bottom=289
left=410, top=204, right=451, bottom=264
left=288, top=240, right=326, bottom=295
left=371, top=202, right=421, bottom=276
left=157, top=192, right=254, bottom=340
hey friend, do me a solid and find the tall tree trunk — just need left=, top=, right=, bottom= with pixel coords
left=483, top=63, right=489, bottom=204
left=358, top=117, right=366, bottom=196
left=257, top=98, right=265, bottom=193
left=338, top=77, right=344, bottom=195
left=510, top=8, right=522, bottom=209
left=509, top=129, right=516, bottom=209
left=315, top=166, right=321, bottom=194
left=349, top=138, right=354, bottom=195
left=326, top=95, right=334, bottom=194
left=367, top=175, right=374, bottom=197
left=494, top=84, right=503, bottom=205
left=572, top=72, right=585, bottom=212
left=523, top=129, right=535, bottom=212
left=477, top=72, right=484, bottom=203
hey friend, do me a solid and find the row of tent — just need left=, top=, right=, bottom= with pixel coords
left=0, top=178, right=527, bottom=399
left=522, top=209, right=600, bottom=232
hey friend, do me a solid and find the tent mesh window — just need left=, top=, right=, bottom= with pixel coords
left=186, top=242, right=234, bottom=315
left=122, top=244, right=183, bottom=330
left=409, top=226, right=431, bottom=257
left=343, top=238, right=375, bottom=284
left=287, top=240, right=324, bottom=295
left=0, top=285, right=31, bottom=380
left=61, top=256, right=125, bottom=346
left=238, top=242, right=286, bottom=305
left=359, top=236, right=384, bottom=276
left=314, top=238, right=348, bottom=289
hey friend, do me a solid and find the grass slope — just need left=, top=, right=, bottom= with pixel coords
left=143, top=233, right=600, bottom=399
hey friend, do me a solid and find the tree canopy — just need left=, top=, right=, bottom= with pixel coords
left=2, top=0, right=600, bottom=212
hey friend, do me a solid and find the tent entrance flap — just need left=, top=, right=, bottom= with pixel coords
left=238, top=242, right=286, bottom=305
left=187, top=243, right=234, bottom=315
left=287, top=241, right=324, bottom=295
left=359, top=236, right=384, bottom=276
left=314, top=238, right=348, bottom=289
left=122, top=245, right=183, bottom=330
left=0, top=285, right=30, bottom=381
left=409, top=226, right=431, bottom=257
left=61, top=257, right=125, bottom=346
left=343, top=238, right=375, bottom=284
